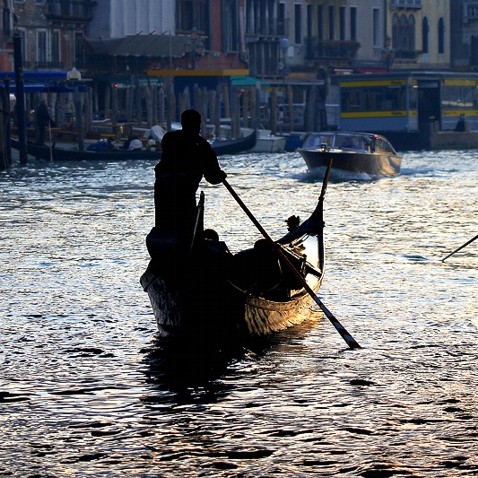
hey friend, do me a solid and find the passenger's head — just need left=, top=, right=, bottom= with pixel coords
left=203, top=228, right=219, bottom=241
left=180, top=109, right=201, bottom=135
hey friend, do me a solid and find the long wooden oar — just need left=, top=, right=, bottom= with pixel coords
left=442, top=233, right=478, bottom=262
left=222, top=178, right=361, bottom=350
left=189, top=191, right=205, bottom=256
left=48, top=121, right=53, bottom=163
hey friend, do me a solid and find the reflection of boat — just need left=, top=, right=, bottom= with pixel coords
left=10, top=130, right=256, bottom=161
left=298, top=131, right=402, bottom=177
left=140, top=183, right=327, bottom=341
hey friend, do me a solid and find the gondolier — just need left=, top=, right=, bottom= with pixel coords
left=154, top=109, right=226, bottom=236
left=35, top=99, right=53, bottom=146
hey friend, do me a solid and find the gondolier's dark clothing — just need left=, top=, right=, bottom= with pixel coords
left=154, top=129, right=226, bottom=235
left=35, top=101, right=52, bottom=146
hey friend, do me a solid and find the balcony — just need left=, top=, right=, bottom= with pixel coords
left=46, top=0, right=96, bottom=22
left=305, top=39, right=360, bottom=62
left=391, top=0, right=422, bottom=8
left=394, top=49, right=421, bottom=60
left=22, top=60, right=65, bottom=69
left=464, top=2, right=478, bottom=22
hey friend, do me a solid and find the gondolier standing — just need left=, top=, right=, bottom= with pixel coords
left=35, top=99, right=52, bottom=146
left=154, top=109, right=226, bottom=237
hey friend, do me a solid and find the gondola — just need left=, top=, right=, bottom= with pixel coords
left=140, top=176, right=328, bottom=341
left=10, top=129, right=256, bottom=161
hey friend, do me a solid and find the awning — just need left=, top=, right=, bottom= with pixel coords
left=0, top=70, right=88, bottom=93
left=6, top=82, right=88, bottom=93
left=230, top=75, right=260, bottom=87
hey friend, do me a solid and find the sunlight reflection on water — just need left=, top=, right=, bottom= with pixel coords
left=1, top=149, right=477, bottom=476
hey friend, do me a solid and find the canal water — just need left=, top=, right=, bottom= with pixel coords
left=1, top=149, right=477, bottom=477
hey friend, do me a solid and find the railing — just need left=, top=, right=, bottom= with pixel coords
left=464, top=2, right=478, bottom=22
left=46, top=0, right=95, bottom=20
left=391, top=0, right=422, bottom=8
left=305, top=39, right=360, bottom=61
left=35, top=61, right=65, bottom=69
left=394, top=49, right=421, bottom=60
left=22, top=60, right=65, bottom=69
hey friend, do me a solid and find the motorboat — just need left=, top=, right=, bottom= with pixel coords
left=298, top=131, right=402, bottom=177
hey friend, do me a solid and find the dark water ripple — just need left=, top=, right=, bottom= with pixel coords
left=1, top=150, right=477, bottom=476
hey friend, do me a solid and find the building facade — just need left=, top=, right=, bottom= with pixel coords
left=387, top=0, right=450, bottom=70
left=4, top=1, right=477, bottom=78
left=451, top=0, right=478, bottom=70
left=88, top=0, right=174, bottom=39
left=10, top=0, right=95, bottom=70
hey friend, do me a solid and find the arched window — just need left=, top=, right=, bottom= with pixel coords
left=407, top=15, right=415, bottom=51
left=438, top=17, right=445, bottom=54
left=393, top=13, right=417, bottom=58
left=422, top=17, right=429, bottom=54
left=393, top=14, right=408, bottom=51
left=392, top=14, right=400, bottom=50
left=399, top=14, right=408, bottom=51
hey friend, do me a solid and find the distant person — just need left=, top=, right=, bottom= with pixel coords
left=35, top=99, right=53, bottom=146
left=455, top=114, right=467, bottom=132
left=154, top=109, right=226, bottom=236
left=122, top=135, right=136, bottom=150
left=106, top=137, right=116, bottom=151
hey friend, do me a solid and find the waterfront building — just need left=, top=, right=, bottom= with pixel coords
left=88, top=0, right=174, bottom=39
left=4, top=0, right=478, bottom=139
left=9, top=0, right=95, bottom=71
left=385, top=0, right=450, bottom=70
left=450, top=0, right=478, bottom=70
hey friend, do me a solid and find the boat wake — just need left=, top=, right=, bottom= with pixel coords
left=301, top=166, right=375, bottom=182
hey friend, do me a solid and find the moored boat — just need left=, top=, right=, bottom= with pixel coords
left=298, top=131, right=402, bottom=177
left=10, top=129, right=256, bottom=161
left=243, top=128, right=286, bottom=153
left=140, top=184, right=327, bottom=341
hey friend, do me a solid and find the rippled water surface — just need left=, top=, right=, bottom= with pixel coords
left=1, top=149, right=477, bottom=477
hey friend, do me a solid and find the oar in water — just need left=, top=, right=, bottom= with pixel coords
left=442, top=233, right=478, bottom=262
left=222, top=174, right=361, bottom=350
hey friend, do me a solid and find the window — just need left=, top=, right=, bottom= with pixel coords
left=328, top=6, right=335, bottom=40
left=350, top=7, right=357, bottom=41
left=278, top=3, right=285, bottom=36
left=422, top=17, right=429, bottom=54
left=438, top=17, right=445, bottom=54
left=373, top=8, right=380, bottom=47
left=317, top=5, right=323, bottom=40
left=176, top=0, right=208, bottom=34
left=51, top=30, right=60, bottom=65
left=37, top=30, right=47, bottom=64
left=307, top=5, right=313, bottom=38
left=295, top=4, right=302, bottom=44
left=339, top=7, right=346, bottom=41
left=392, top=13, right=415, bottom=54
left=223, top=0, right=238, bottom=52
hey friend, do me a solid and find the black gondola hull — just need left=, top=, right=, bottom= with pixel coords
left=140, top=197, right=325, bottom=340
